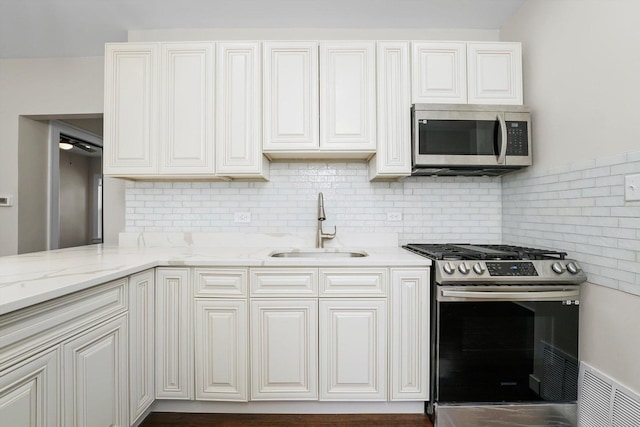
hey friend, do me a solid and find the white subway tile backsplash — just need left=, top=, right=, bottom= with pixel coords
left=504, top=149, right=640, bottom=295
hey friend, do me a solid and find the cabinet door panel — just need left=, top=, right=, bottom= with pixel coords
left=195, top=299, right=247, bottom=401
left=160, top=42, right=215, bottom=174
left=411, top=42, right=467, bottom=104
left=63, top=315, right=127, bottom=427
left=251, top=299, right=318, bottom=400
left=467, top=42, right=523, bottom=105
left=104, top=43, right=158, bottom=174
left=129, top=270, right=155, bottom=422
left=263, top=42, right=319, bottom=150
left=370, top=41, right=411, bottom=180
left=156, top=268, right=193, bottom=399
left=216, top=42, right=266, bottom=177
left=390, top=269, right=430, bottom=400
left=0, top=348, right=58, bottom=427
left=320, top=42, right=376, bottom=150
left=319, top=299, right=386, bottom=400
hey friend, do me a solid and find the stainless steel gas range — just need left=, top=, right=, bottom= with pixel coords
left=403, top=243, right=587, bottom=427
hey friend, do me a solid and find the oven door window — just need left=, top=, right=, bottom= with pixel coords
left=419, top=119, right=500, bottom=156
left=436, top=301, right=579, bottom=403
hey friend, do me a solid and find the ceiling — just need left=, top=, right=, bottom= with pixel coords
left=0, top=0, right=526, bottom=59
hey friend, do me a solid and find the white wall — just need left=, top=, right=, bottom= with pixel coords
left=501, top=0, right=640, bottom=392
left=0, top=57, right=105, bottom=255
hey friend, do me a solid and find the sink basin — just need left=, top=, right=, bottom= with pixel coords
left=269, top=249, right=368, bottom=258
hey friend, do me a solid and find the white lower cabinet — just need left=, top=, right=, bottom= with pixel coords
left=156, top=268, right=193, bottom=400
left=195, top=299, right=248, bottom=401
left=390, top=269, right=430, bottom=401
left=250, top=299, right=318, bottom=400
left=0, top=347, right=59, bottom=427
left=129, top=270, right=155, bottom=423
left=63, top=314, right=128, bottom=427
left=319, top=299, right=387, bottom=401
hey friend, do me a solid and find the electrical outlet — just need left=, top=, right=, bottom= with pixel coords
left=0, top=195, right=13, bottom=207
left=625, top=174, right=640, bottom=202
left=387, top=212, right=402, bottom=222
left=234, top=212, right=251, bottom=223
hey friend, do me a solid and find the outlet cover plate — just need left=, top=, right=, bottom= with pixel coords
left=234, top=212, right=251, bottom=223
left=625, top=174, right=640, bottom=201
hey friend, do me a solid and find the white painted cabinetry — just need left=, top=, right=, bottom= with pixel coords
left=320, top=42, right=376, bottom=151
left=319, top=299, right=387, bottom=401
left=467, top=42, right=523, bottom=105
left=412, top=41, right=523, bottom=105
left=62, top=314, right=128, bottom=427
left=250, top=299, right=318, bottom=400
left=390, top=269, right=430, bottom=401
left=0, top=348, right=59, bottom=427
left=155, top=268, right=193, bottom=399
left=370, top=41, right=412, bottom=180
left=159, top=42, right=215, bottom=175
left=129, top=269, right=155, bottom=423
left=216, top=42, right=269, bottom=179
left=263, top=42, right=319, bottom=152
left=104, top=43, right=159, bottom=175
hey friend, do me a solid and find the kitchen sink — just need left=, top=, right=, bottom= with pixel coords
left=269, top=249, right=368, bottom=258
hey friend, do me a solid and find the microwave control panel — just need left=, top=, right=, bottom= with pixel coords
left=506, top=121, right=529, bottom=156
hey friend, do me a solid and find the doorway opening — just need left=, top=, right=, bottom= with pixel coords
left=49, top=120, right=103, bottom=249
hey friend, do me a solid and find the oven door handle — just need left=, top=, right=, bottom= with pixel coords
left=440, top=289, right=580, bottom=301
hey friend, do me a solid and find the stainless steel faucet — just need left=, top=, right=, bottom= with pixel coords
left=316, top=192, right=336, bottom=248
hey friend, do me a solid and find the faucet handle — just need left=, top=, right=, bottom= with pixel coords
left=324, top=225, right=336, bottom=239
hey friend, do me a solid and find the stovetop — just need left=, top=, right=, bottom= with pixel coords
left=403, top=243, right=587, bottom=285
left=402, top=243, right=568, bottom=261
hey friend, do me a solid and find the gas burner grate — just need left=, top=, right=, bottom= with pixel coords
left=403, top=243, right=568, bottom=261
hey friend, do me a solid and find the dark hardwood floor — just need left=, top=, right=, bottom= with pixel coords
left=139, top=413, right=434, bottom=427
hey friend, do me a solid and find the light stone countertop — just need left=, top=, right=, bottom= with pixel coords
left=0, top=236, right=430, bottom=316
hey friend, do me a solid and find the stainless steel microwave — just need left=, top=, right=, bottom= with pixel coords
left=411, top=104, right=532, bottom=176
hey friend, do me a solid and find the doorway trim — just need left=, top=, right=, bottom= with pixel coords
left=48, top=120, right=103, bottom=250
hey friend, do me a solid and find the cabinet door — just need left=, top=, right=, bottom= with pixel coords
left=104, top=43, right=159, bottom=175
left=467, top=42, right=523, bottom=105
left=251, top=299, right=318, bottom=400
left=216, top=42, right=268, bottom=178
left=263, top=42, right=319, bottom=151
left=370, top=41, right=411, bottom=180
left=195, top=299, right=247, bottom=401
left=411, top=42, right=467, bottom=104
left=155, top=268, right=193, bottom=399
left=159, top=42, right=215, bottom=174
left=390, top=269, right=430, bottom=401
left=0, top=348, right=59, bottom=427
left=63, top=315, right=128, bottom=427
left=319, top=299, right=387, bottom=400
left=129, top=270, right=155, bottom=423
left=320, top=42, right=376, bottom=151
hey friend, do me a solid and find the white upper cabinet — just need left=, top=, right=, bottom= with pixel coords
left=104, top=43, right=159, bottom=175
left=467, top=42, right=523, bottom=105
left=263, top=41, right=319, bottom=152
left=412, top=41, right=523, bottom=105
left=412, top=42, right=467, bottom=104
left=370, top=41, right=412, bottom=180
left=320, top=42, right=377, bottom=151
left=160, top=42, right=215, bottom=174
left=216, top=42, right=269, bottom=179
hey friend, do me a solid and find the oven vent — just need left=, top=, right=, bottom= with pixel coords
left=542, top=342, right=579, bottom=401
left=578, top=362, right=640, bottom=427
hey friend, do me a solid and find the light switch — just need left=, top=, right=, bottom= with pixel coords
left=625, top=174, right=640, bottom=202
left=0, top=195, right=13, bottom=207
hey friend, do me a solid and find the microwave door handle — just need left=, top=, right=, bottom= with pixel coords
left=497, top=112, right=507, bottom=164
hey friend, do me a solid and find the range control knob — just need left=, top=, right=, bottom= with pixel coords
left=473, top=263, right=486, bottom=275
left=566, top=262, right=580, bottom=274
left=458, top=262, right=470, bottom=274
left=552, top=262, right=565, bottom=274
left=443, top=262, right=455, bottom=275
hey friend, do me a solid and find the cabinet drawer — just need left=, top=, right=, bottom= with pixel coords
left=320, top=268, right=388, bottom=297
left=0, top=279, right=127, bottom=368
left=194, top=268, right=248, bottom=297
left=250, top=269, right=318, bottom=297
